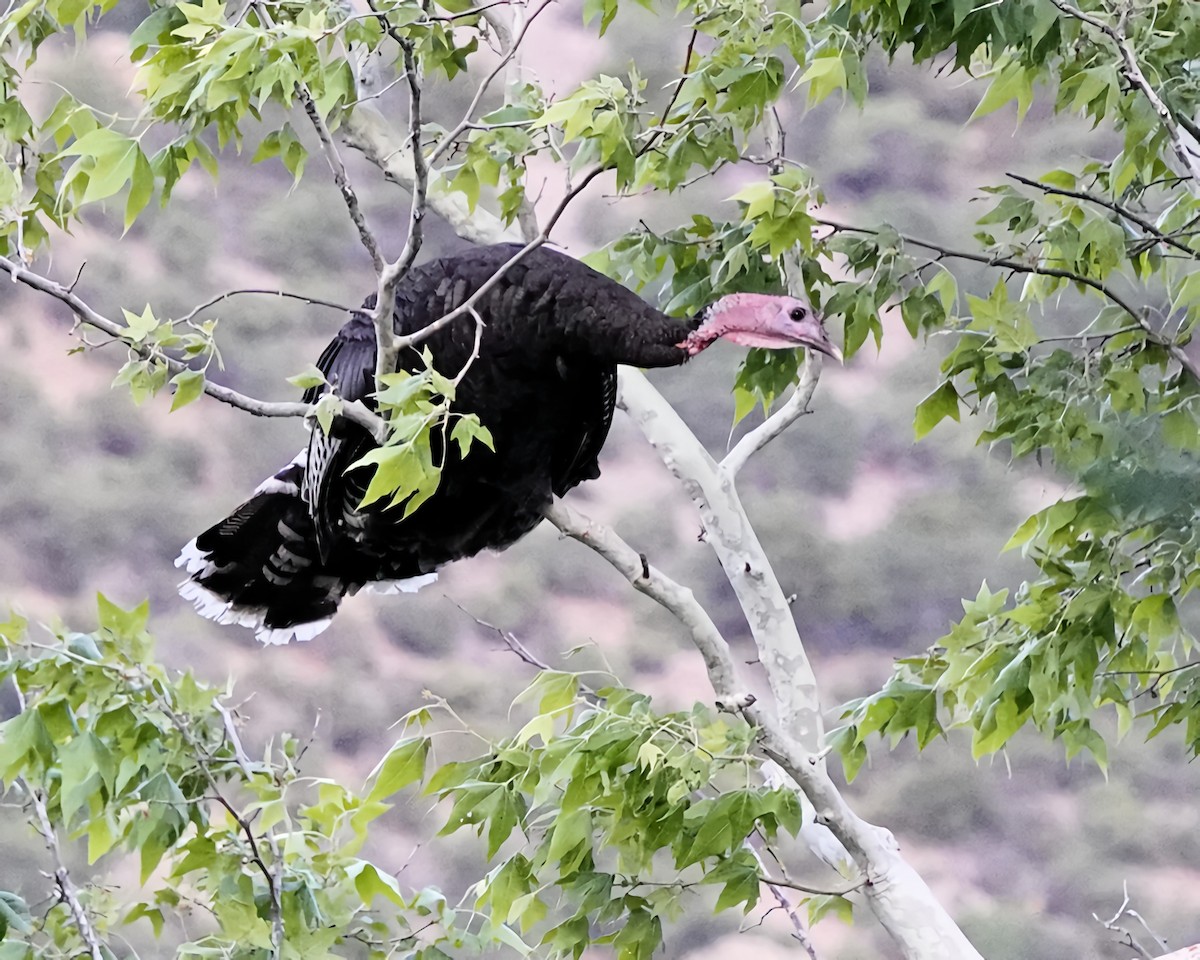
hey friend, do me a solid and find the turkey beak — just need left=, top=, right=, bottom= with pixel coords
left=796, top=311, right=843, bottom=364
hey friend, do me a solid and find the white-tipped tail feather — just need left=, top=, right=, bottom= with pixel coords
left=175, top=537, right=217, bottom=577
left=361, top=573, right=438, bottom=596
left=178, top=578, right=334, bottom=645
left=177, top=541, right=438, bottom=645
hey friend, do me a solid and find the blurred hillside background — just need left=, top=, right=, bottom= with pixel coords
left=1, top=4, right=1198, bottom=958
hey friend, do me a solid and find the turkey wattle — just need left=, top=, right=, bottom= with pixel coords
left=177, top=243, right=839, bottom=644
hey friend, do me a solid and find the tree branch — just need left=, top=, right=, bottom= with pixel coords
left=617, top=369, right=825, bottom=751
left=176, top=287, right=358, bottom=326
left=1092, top=882, right=1167, bottom=959
left=1049, top=0, right=1200, bottom=190
left=342, top=105, right=519, bottom=244
left=298, top=87, right=386, bottom=275
left=816, top=217, right=1200, bottom=382
left=0, top=255, right=387, bottom=437
left=723, top=352, right=822, bottom=477
left=615, top=369, right=983, bottom=960
left=544, top=499, right=749, bottom=705
left=371, top=37, right=428, bottom=388
left=23, top=780, right=105, bottom=960
left=1005, top=171, right=1199, bottom=258
left=758, top=871, right=866, bottom=898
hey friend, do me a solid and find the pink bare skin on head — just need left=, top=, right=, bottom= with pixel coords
left=679, top=292, right=841, bottom=360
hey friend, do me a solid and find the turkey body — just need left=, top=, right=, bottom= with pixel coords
left=179, top=243, right=704, bottom=643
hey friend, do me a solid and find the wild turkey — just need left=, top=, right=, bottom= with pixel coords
left=178, top=243, right=839, bottom=643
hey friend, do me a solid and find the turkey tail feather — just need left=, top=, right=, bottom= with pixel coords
left=178, top=454, right=438, bottom=644
left=176, top=456, right=342, bottom=644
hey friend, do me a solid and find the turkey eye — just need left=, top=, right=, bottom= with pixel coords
left=789, top=307, right=807, bottom=321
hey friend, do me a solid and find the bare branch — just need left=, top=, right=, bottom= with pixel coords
left=298, top=88, right=385, bottom=274
left=342, top=106, right=519, bottom=244
left=372, top=38, right=429, bottom=387
left=633, top=28, right=698, bottom=161
left=759, top=871, right=866, bottom=899
left=20, top=777, right=104, bottom=960
left=176, top=287, right=357, bottom=326
left=618, top=369, right=825, bottom=750
left=212, top=698, right=258, bottom=777
left=544, top=499, right=749, bottom=702
left=742, top=838, right=820, bottom=960
left=1092, top=882, right=1168, bottom=959
left=24, top=783, right=105, bottom=960
left=723, top=346, right=822, bottom=477
left=451, top=599, right=553, bottom=672
left=616, top=368, right=984, bottom=960
left=1049, top=0, right=1200, bottom=190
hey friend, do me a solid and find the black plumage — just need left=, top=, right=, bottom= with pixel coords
left=178, top=243, right=835, bottom=644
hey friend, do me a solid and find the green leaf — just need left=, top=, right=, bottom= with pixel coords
left=450, top=416, right=495, bottom=458
left=96, top=593, right=149, bottom=640
left=0, top=709, right=54, bottom=781
left=0, top=892, right=31, bottom=938
left=347, top=860, right=407, bottom=908
left=169, top=369, right=205, bottom=411
left=970, top=59, right=1034, bottom=122
left=913, top=382, right=961, bottom=439
left=286, top=364, right=327, bottom=390
left=367, top=738, right=429, bottom=801
left=124, top=150, right=155, bottom=230
left=798, top=53, right=847, bottom=105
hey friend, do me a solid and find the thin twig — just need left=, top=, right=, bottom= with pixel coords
left=449, top=599, right=552, bottom=672
left=1091, top=881, right=1166, bottom=959
left=427, top=0, right=553, bottom=167
left=758, top=872, right=868, bottom=898
left=816, top=217, right=1200, bottom=382
left=371, top=37, right=429, bottom=387
left=634, top=29, right=698, bottom=160
left=1006, top=171, right=1198, bottom=258
left=299, top=88, right=385, bottom=274
left=0, top=255, right=388, bottom=436
left=743, top=838, right=819, bottom=960
left=213, top=698, right=258, bottom=776
left=177, top=288, right=357, bottom=326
